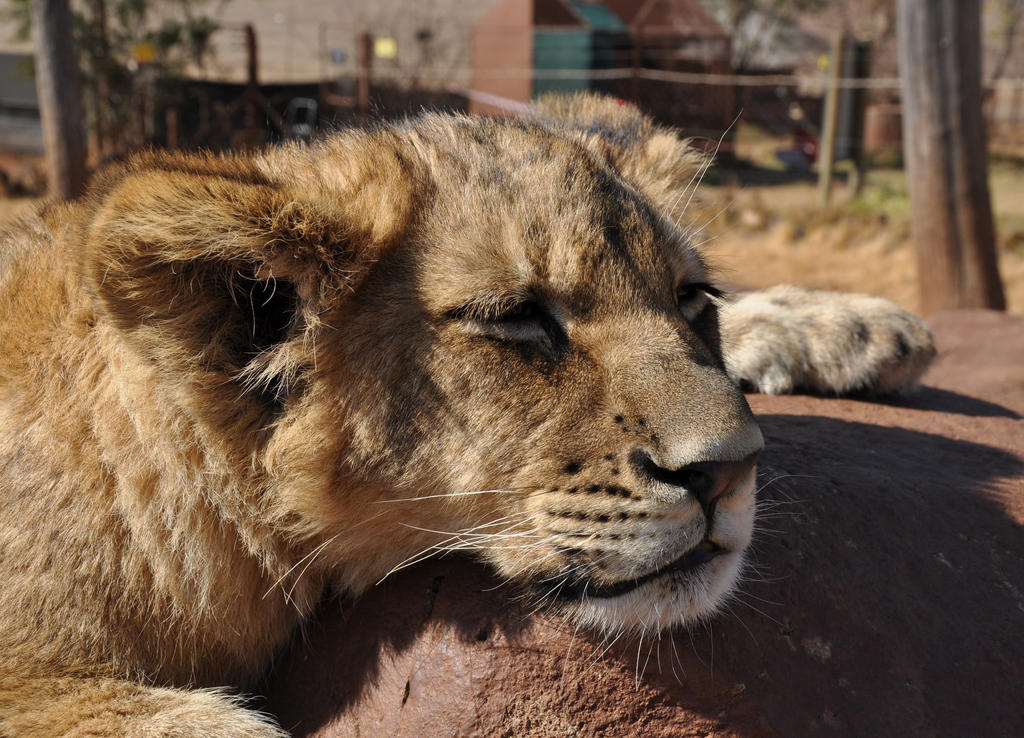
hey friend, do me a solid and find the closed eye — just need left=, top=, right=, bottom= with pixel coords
left=452, top=299, right=566, bottom=349
left=676, top=282, right=722, bottom=322
left=491, top=301, right=542, bottom=324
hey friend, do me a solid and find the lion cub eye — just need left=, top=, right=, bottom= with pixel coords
left=493, top=301, right=541, bottom=323
left=455, top=299, right=564, bottom=348
left=676, top=282, right=721, bottom=322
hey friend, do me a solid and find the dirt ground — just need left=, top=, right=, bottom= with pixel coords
left=695, top=130, right=1024, bottom=316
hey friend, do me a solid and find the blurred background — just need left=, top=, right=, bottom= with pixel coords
left=2, top=0, right=1022, bottom=314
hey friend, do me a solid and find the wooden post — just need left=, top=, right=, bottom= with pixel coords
left=92, top=0, right=110, bottom=157
left=357, top=33, right=372, bottom=121
left=30, top=0, right=87, bottom=200
left=817, top=31, right=843, bottom=209
left=834, top=38, right=871, bottom=195
left=898, top=0, right=1006, bottom=312
left=165, top=106, right=179, bottom=149
left=318, top=23, right=326, bottom=106
left=244, top=24, right=261, bottom=143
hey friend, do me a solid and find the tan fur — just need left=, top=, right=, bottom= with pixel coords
left=0, top=95, right=931, bottom=735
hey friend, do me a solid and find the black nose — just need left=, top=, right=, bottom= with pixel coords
left=630, top=449, right=760, bottom=515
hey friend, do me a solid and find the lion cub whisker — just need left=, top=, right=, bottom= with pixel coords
left=376, top=512, right=542, bottom=583
left=670, top=113, right=739, bottom=225
left=372, top=487, right=531, bottom=503
left=398, top=523, right=539, bottom=540
left=262, top=532, right=342, bottom=605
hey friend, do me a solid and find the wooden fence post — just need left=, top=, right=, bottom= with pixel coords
left=817, top=31, right=843, bottom=209
left=898, top=0, right=1006, bottom=312
left=357, top=33, right=372, bottom=121
left=30, top=0, right=87, bottom=200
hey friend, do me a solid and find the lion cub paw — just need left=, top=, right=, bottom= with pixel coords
left=718, top=285, right=936, bottom=396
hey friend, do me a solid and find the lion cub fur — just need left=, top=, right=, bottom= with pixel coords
left=0, top=95, right=933, bottom=736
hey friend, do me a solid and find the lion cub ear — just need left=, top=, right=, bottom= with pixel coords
left=81, top=146, right=415, bottom=401
left=532, top=93, right=707, bottom=222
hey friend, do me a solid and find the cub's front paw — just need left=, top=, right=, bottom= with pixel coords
left=718, top=285, right=936, bottom=396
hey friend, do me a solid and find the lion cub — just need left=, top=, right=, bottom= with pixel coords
left=0, top=96, right=932, bottom=736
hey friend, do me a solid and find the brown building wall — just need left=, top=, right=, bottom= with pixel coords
left=470, top=0, right=533, bottom=114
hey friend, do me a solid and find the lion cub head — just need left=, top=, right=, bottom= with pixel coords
left=83, top=96, right=762, bottom=633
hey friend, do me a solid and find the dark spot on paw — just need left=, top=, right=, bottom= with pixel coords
left=854, top=320, right=870, bottom=344
left=895, top=333, right=910, bottom=359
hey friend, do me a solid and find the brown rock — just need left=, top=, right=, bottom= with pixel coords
left=262, top=310, right=1024, bottom=737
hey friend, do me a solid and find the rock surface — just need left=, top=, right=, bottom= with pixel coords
left=261, top=310, right=1024, bottom=737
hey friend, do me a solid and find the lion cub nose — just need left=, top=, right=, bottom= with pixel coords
left=630, top=449, right=760, bottom=515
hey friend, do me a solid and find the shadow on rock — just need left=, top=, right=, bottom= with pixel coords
left=634, top=413, right=1024, bottom=737
left=886, top=385, right=1021, bottom=419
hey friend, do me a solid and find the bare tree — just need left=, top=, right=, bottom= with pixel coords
left=30, top=0, right=88, bottom=199
left=898, top=0, right=1006, bottom=313
left=989, top=0, right=1024, bottom=82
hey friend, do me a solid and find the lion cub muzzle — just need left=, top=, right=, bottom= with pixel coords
left=510, top=321, right=766, bottom=630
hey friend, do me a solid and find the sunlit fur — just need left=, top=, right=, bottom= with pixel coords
left=721, top=285, right=935, bottom=395
left=0, top=95, right=931, bottom=736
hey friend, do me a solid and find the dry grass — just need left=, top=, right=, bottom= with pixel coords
left=695, top=140, right=1024, bottom=316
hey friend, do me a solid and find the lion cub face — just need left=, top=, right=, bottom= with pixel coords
left=87, top=110, right=761, bottom=634
left=293, top=117, right=763, bottom=631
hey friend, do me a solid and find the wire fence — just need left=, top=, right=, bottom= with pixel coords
left=7, top=17, right=1022, bottom=159
left=188, top=21, right=1024, bottom=134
